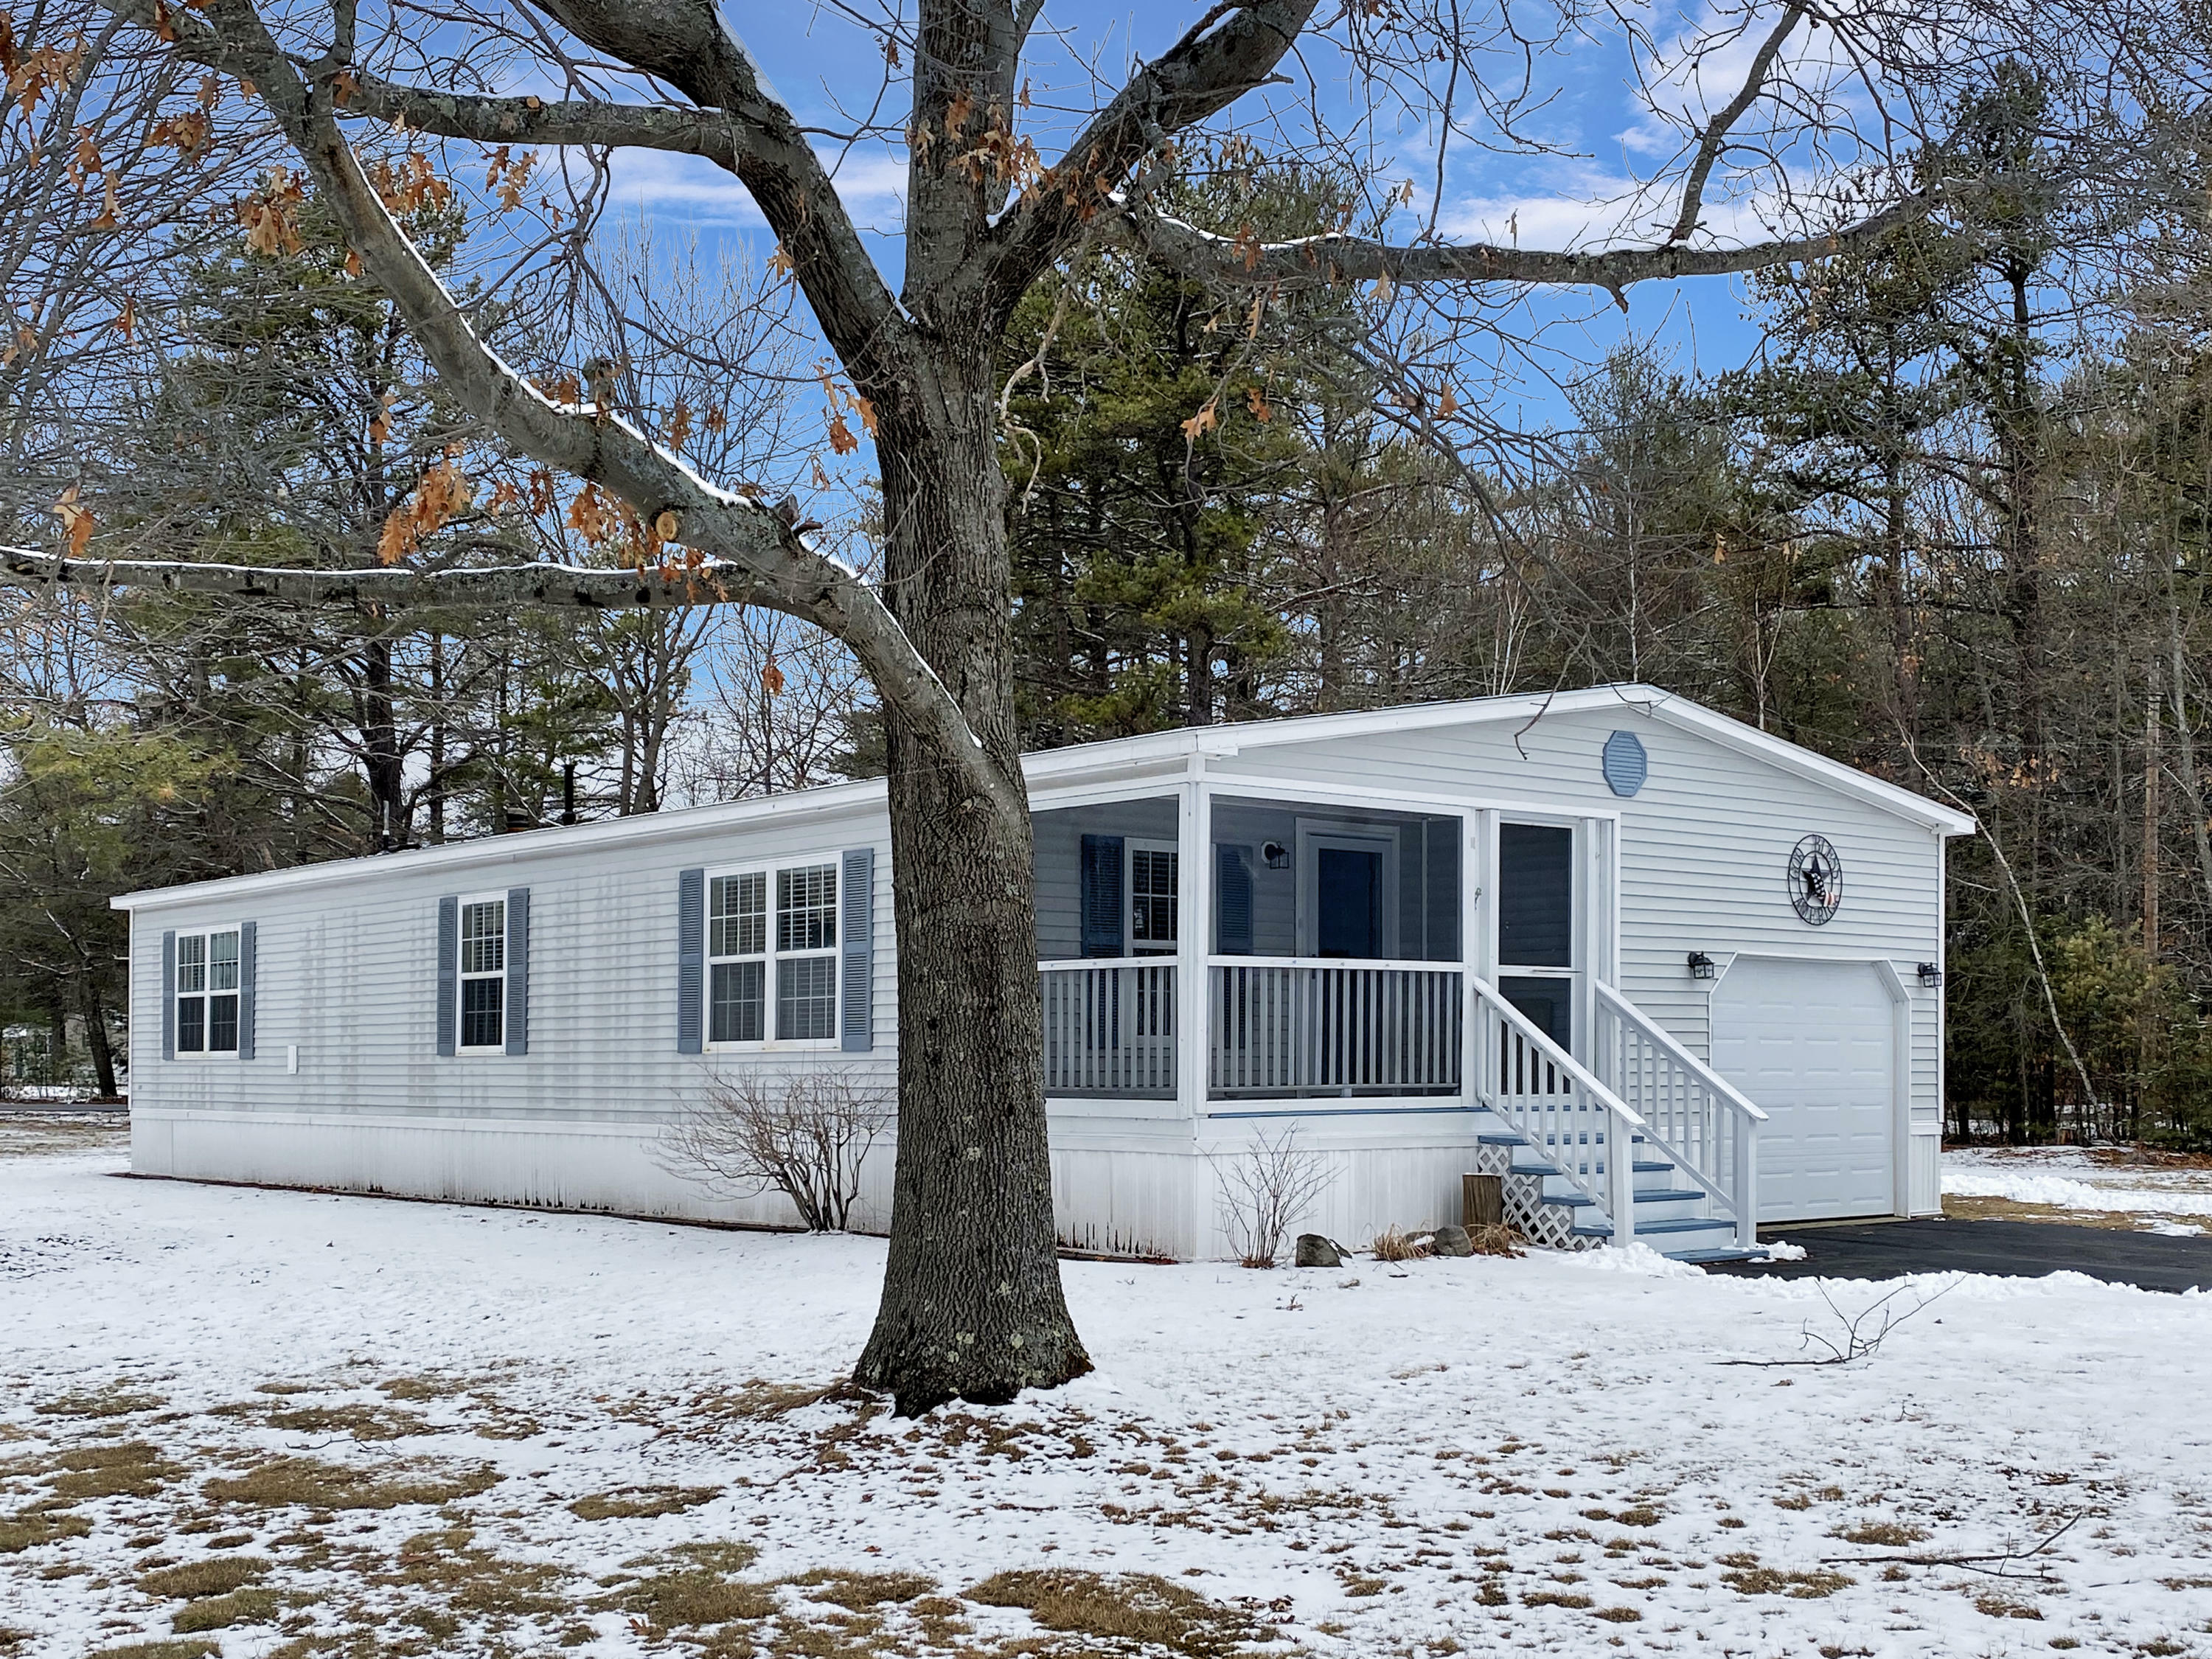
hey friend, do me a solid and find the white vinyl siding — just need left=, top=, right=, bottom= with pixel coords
left=457, top=897, right=507, bottom=1052
left=175, top=927, right=242, bottom=1057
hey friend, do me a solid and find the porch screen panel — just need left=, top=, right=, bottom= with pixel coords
left=1499, top=823, right=1573, bottom=966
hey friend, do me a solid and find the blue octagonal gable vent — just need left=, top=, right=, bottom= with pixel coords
left=1601, top=729, right=1648, bottom=797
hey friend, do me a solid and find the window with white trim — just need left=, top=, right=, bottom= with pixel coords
left=706, top=861, right=838, bottom=1046
left=175, top=928, right=242, bottom=1056
left=458, top=897, right=507, bottom=1051
left=1128, top=840, right=1178, bottom=954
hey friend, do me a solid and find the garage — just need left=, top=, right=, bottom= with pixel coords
left=1711, top=957, right=1899, bottom=1222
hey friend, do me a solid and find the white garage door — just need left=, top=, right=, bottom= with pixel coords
left=1711, top=959, right=1896, bottom=1222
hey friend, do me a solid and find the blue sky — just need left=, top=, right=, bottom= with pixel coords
left=583, top=1, right=1823, bottom=440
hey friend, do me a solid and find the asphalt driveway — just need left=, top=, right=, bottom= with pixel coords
left=1705, top=1217, right=2212, bottom=1294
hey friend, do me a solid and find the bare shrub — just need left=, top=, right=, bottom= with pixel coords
left=658, top=1070, right=886, bottom=1233
left=1212, top=1127, right=1333, bottom=1267
left=1370, top=1226, right=1432, bottom=1262
left=1467, top=1223, right=1525, bottom=1258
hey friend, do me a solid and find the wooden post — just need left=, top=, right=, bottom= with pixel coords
left=1462, top=1172, right=1505, bottom=1230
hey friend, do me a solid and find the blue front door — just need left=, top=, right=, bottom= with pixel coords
left=1316, top=846, right=1381, bottom=958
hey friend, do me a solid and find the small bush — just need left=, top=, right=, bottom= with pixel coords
left=657, top=1069, right=886, bottom=1231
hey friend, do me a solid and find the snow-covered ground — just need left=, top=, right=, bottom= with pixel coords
left=4, top=1130, right=2211, bottom=1659
left=1945, top=1147, right=2212, bottom=1234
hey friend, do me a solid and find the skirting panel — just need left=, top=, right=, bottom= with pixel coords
left=133, top=1108, right=1499, bottom=1262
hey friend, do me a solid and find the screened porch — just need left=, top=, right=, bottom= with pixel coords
left=1033, top=793, right=1475, bottom=1102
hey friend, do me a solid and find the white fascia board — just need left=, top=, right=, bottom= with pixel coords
left=111, top=776, right=891, bottom=913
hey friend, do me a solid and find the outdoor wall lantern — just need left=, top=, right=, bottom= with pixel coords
left=1262, top=841, right=1290, bottom=869
left=1687, top=951, right=1717, bottom=980
left=1917, top=962, right=1943, bottom=987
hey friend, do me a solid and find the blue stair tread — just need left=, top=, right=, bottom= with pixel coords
left=1672, top=1246, right=1770, bottom=1265
left=1478, top=1133, right=1528, bottom=1147
left=1631, top=1188, right=1707, bottom=1205
left=1508, top=1162, right=1556, bottom=1177
left=1541, top=1193, right=1599, bottom=1209
left=1632, top=1159, right=1674, bottom=1174
left=1572, top=1215, right=1734, bottom=1238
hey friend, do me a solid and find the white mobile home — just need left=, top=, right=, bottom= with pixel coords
left=114, top=685, right=1972, bottom=1262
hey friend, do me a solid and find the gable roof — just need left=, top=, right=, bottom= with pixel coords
left=111, top=682, right=1971, bottom=911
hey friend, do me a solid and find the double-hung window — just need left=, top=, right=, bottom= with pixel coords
left=457, top=897, right=507, bottom=1051
left=175, top=928, right=242, bottom=1056
left=706, top=862, right=838, bottom=1046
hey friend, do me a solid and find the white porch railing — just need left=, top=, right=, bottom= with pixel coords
left=1471, top=975, right=1642, bottom=1245
left=1039, top=959, right=1177, bottom=1098
left=1208, top=959, right=1461, bottom=1097
left=1593, top=981, right=1765, bottom=1248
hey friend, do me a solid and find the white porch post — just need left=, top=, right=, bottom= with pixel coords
left=1178, top=769, right=1212, bottom=1259
left=1176, top=770, right=1212, bottom=1111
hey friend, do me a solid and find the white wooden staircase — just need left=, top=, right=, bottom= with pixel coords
left=1470, top=976, right=1770, bottom=1264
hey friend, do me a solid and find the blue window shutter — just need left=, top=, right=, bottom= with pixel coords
left=161, top=931, right=177, bottom=1062
left=841, top=847, right=875, bottom=1052
left=505, top=887, right=529, bottom=1056
left=436, top=897, right=459, bottom=1057
left=1080, top=834, right=1124, bottom=958
left=238, top=921, right=257, bottom=1061
left=1215, top=844, right=1253, bottom=956
left=677, top=867, right=705, bottom=1054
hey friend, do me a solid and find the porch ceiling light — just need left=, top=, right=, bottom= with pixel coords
left=1687, top=951, right=1717, bottom=980
left=1917, top=961, right=1943, bottom=987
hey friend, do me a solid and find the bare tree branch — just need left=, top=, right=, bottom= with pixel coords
left=1118, top=188, right=1953, bottom=301
left=1666, top=4, right=1806, bottom=244
left=978, top=0, right=1316, bottom=310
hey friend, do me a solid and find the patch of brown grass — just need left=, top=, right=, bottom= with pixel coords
left=0, top=1509, right=91, bottom=1554
left=265, top=1404, right=431, bottom=1441
left=139, top=1556, right=269, bottom=1600
left=967, top=1568, right=1273, bottom=1658
left=34, top=1388, right=165, bottom=1419
left=83, top=1643, right=219, bottom=1659
left=1522, top=1590, right=1595, bottom=1609
left=1370, top=1226, right=1430, bottom=1262
left=1974, top=1592, right=2043, bottom=1620
left=602, top=1565, right=776, bottom=1631
left=378, top=1374, right=468, bottom=1402
left=1832, top=1520, right=1930, bottom=1546
left=386, top=1526, right=569, bottom=1620
left=568, top=1485, right=721, bottom=1521
left=49, top=1441, right=180, bottom=1500
left=1717, top=1554, right=1854, bottom=1599
left=1593, top=1606, right=1644, bottom=1622
left=202, top=1455, right=498, bottom=1512
left=170, top=1587, right=280, bottom=1633
left=786, top=1570, right=936, bottom=1610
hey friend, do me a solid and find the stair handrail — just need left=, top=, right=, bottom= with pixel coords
left=1593, top=980, right=1765, bottom=1248
left=1469, top=973, right=1644, bottom=1246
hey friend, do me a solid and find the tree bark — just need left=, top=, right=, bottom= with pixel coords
left=79, top=976, right=118, bottom=1099
left=854, top=348, right=1091, bottom=1414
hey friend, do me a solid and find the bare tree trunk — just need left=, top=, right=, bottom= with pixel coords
left=855, top=354, right=1091, bottom=1413
left=79, top=976, right=117, bottom=1099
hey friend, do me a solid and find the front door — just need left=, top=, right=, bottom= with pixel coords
left=1497, top=821, right=1576, bottom=1050
left=1316, top=846, right=1380, bottom=957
